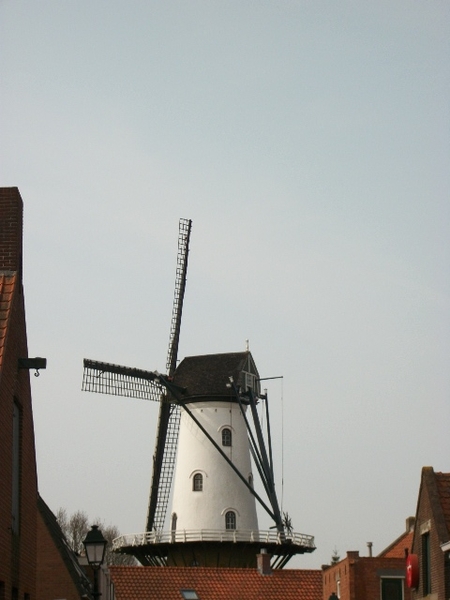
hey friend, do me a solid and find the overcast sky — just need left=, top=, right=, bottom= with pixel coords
left=1, top=1, right=449, bottom=569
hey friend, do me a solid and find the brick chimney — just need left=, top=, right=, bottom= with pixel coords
left=257, top=549, right=272, bottom=575
left=0, top=187, right=23, bottom=276
left=406, top=516, right=415, bottom=532
left=346, top=551, right=359, bottom=561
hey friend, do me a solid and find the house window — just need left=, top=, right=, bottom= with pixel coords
left=381, top=578, right=403, bottom=600
left=422, top=532, right=431, bottom=595
left=222, top=428, right=232, bottom=447
left=193, top=473, right=203, bottom=492
left=181, top=591, right=199, bottom=600
left=225, top=511, right=236, bottom=530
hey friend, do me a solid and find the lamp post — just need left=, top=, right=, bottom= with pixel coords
left=83, top=525, right=107, bottom=600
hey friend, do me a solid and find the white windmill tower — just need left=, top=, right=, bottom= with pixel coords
left=170, top=352, right=260, bottom=535
left=82, top=219, right=315, bottom=568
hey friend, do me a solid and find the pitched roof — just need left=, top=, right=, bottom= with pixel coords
left=378, top=529, right=413, bottom=559
left=37, top=495, right=93, bottom=598
left=173, top=352, right=259, bottom=398
left=109, top=566, right=322, bottom=600
left=435, top=471, right=450, bottom=537
left=0, top=272, right=17, bottom=369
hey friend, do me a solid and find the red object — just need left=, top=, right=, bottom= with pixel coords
left=406, top=553, right=419, bottom=588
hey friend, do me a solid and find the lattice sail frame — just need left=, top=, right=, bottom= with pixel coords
left=148, top=218, right=192, bottom=533
left=166, top=218, right=192, bottom=377
left=150, top=403, right=180, bottom=531
left=82, top=359, right=168, bottom=403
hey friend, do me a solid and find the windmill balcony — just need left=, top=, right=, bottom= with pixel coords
left=112, top=529, right=315, bottom=551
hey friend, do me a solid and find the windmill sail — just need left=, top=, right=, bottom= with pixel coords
left=82, top=359, right=165, bottom=402
left=146, top=218, right=192, bottom=532
left=166, top=218, right=192, bottom=376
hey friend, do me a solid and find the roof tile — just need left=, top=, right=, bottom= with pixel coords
left=0, top=273, right=16, bottom=369
left=109, top=566, right=322, bottom=600
left=173, top=352, right=257, bottom=398
left=435, top=471, right=450, bottom=535
left=379, top=530, right=413, bottom=558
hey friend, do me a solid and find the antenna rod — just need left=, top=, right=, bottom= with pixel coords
left=246, top=388, right=284, bottom=534
left=264, top=391, right=275, bottom=477
left=229, top=380, right=284, bottom=534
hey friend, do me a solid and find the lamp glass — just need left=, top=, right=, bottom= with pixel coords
left=83, top=525, right=107, bottom=567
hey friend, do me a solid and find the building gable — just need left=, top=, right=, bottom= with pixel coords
left=0, top=187, right=38, bottom=598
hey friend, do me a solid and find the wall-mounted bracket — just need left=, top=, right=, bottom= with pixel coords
left=18, top=357, right=47, bottom=377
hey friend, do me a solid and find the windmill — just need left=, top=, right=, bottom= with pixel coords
left=82, top=219, right=315, bottom=568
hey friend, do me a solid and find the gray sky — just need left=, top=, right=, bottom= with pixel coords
left=1, top=1, right=449, bottom=569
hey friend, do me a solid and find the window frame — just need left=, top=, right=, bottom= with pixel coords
left=192, top=473, right=203, bottom=492
left=422, top=532, right=431, bottom=596
left=221, top=427, right=232, bottom=447
left=225, top=510, right=236, bottom=530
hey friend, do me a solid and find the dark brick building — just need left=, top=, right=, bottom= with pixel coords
left=0, top=187, right=94, bottom=600
left=409, top=466, right=450, bottom=600
left=0, top=187, right=39, bottom=599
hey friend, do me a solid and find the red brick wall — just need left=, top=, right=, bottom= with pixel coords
left=36, top=510, right=82, bottom=600
left=0, top=188, right=38, bottom=598
left=322, top=552, right=411, bottom=600
left=322, top=554, right=354, bottom=600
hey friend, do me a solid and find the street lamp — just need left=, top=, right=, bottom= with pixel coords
left=83, top=525, right=107, bottom=599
